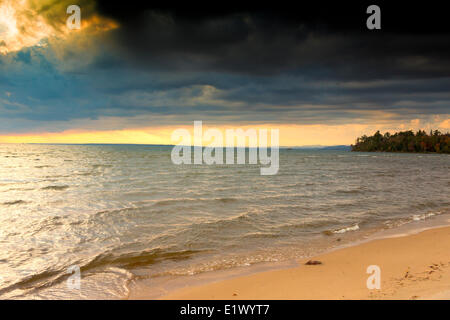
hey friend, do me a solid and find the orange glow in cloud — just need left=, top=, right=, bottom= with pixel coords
left=0, top=0, right=117, bottom=54
left=0, top=0, right=53, bottom=54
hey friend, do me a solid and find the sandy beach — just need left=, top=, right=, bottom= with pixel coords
left=161, top=225, right=450, bottom=300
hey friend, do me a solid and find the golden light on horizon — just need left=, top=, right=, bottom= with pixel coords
left=1, top=120, right=447, bottom=146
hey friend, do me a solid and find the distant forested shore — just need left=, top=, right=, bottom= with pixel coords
left=352, top=130, right=450, bottom=153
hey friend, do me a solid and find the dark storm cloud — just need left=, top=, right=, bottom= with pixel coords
left=1, top=1, right=449, bottom=134
left=94, top=1, right=450, bottom=79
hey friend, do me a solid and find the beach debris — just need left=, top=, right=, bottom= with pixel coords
left=322, top=230, right=333, bottom=236
left=305, top=260, right=322, bottom=265
left=403, top=267, right=412, bottom=278
left=232, top=293, right=238, bottom=296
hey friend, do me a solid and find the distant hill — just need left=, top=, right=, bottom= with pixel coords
left=284, top=145, right=351, bottom=151
left=352, top=130, right=450, bottom=153
left=320, top=145, right=352, bottom=151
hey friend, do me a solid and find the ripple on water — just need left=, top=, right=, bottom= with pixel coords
left=41, top=185, right=70, bottom=191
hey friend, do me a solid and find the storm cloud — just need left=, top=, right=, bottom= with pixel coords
left=0, top=1, right=449, bottom=134
left=94, top=2, right=450, bottom=78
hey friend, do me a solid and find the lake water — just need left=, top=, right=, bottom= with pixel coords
left=0, top=144, right=449, bottom=299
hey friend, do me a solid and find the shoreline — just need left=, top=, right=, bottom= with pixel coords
left=153, top=217, right=450, bottom=300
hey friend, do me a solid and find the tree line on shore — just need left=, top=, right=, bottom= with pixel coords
left=351, top=130, right=450, bottom=153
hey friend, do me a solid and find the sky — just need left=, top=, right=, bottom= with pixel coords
left=0, top=1, right=449, bottom=145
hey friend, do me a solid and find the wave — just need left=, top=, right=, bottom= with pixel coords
left=149, top=252, right=284, bottom=278
left=92, top=164, right=113, bottom=169
left=2, top=187, right=34, bottom=192
left=171, top=212, right=262, bottom=240
left=0, top=246, right=202, bottom=298
left=2, top=200, right=27, bottom=206
left=323, top=224, right=360, bottom=235
left=382, top=210, right=449, bottom=230
left=412, top=201, right=440, bottom=210
left=82, top=247, right=203, bottom=270
left=242, top=232, right=280, bottom=239
left=41, top=185, right=69, bottom=191
left=75, top=171, right=97, bottom=177
left=373, top=171, right=397, bottom=177
left=333, top=224, right=360, bottom=233
left=412, top=210, right=444, bottom=221
left=281, top=182, right=316, bottom=188
left=152, top=197, right=238, bottom=207
left=0, top=269, right=63, bottom=297
left=216, top=197, right=238, bottom=203
left=273, top=218, right=340, bottom=233
left=334, top=189, right=364, bottom=195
